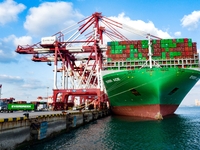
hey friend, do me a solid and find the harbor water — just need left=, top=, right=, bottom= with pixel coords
left=22, top=107, right=200, bottom=150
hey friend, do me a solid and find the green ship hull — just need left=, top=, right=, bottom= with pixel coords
left=102, top=68, right=200, bottom=119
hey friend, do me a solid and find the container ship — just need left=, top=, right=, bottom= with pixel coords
left=102, top=37, right=200, bottom=119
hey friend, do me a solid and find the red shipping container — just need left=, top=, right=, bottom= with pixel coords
left=132, top=41, right=138, bottom=45
left=184, top=38, right=188, bottom=43
left=192, top=42, right=197, bottom=47
left=189, top=52, right=193, bottom=55
left=156, top=40, right=161, bottom=44
left=192, top=47, right=197, bottom=51
left=124, top=49, right=130, bottom=54
left=106, top=50, right=110, bottom=55
left=172, top=39, right=176, bottom=43
left=192, top=46, right=197, bottom=50
left=126, top=45, right=130, bottom=49
left=184, top=43, right=188, bottom=47
left=122, top=54, right=127, bottom=58
left=134, top=53, right=138, bottom=58
left=144, top=49, right=149, bottom=53
left=161, top=48, right=165, bottom=52
left=134, top=44, right=138, bottom=48
left=176, top=43, right=181, bottom=47
left=143, top=53, right=148, bottom=57
left=185, top=51, right=190, bottom=55
left=181, top=52, right=186, bottom=56
left=120, top=41, right=128, bottom=45
left=188, top=47, right=192, bottom=51
left=137, top=40, right=141, bottom=44
left=138, top=48, right=142, bottom=52
left=152, top=43, right=160, bottom=48
left=138, top=44, right=142, bottom=49
left=153, top=52, right=161, bottom=56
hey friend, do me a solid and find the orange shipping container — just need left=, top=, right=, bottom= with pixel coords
left=184, top=47, right=189, bottom=51
left=106, top=50, right=110, bottom=55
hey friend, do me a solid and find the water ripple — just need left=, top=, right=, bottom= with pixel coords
left=25, top=107, right=200, bottom=150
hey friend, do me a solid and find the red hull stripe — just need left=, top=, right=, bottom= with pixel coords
left=111, top=104, right=179, bottom=119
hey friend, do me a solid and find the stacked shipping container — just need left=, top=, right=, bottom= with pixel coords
left=106, top=38, right=197, bottom=61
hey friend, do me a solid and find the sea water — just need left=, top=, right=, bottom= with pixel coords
left=23, top=107, right=200, bottom=150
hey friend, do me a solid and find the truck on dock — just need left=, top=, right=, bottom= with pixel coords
left=0, top=100, right=9, bottom=112
left=0, top=98, right=15, bottom=113
left=0, top=99, right=35, bottom=112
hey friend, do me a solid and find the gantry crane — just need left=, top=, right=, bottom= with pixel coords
left=16, top=12, right=159, bottom=110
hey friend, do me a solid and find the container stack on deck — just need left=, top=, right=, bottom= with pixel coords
left=106, top=38, right=197, bottom=61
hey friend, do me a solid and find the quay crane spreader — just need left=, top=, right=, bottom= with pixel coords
left=16, top=12, right=160, bottom=110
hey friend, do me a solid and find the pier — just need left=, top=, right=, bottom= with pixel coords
left=0, top=109, right=110, bottom=150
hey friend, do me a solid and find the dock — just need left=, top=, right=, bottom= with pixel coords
left=0, top=109, right=110, bottom=150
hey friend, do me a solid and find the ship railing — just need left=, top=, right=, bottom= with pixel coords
left=102, top=56, right=199, bottom=70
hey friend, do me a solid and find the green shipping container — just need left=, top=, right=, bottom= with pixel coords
left=107, top=58, right=112, bottom=61
left=130, top=53, right=134, bottom=58
left=162, top=52, right=166, bottom=58
left=115, top=50, right=119, bottom=54
left=110, top=42, right=115, bottom=46
left=152, top=40, right=157, bottom=44
left=169, top=43, right=177, bottom=48
left=161, top=43, right=169, bottom=48
left=165, top=48, right=170, bottom=52
left=138, top=53, right=143, bottom=58
left=176, top=38, right=184, bottom=43
left=114, top=41, right=119, bottom=46
left=130, top=45, right=134, bottom=49
left=130, top=49, right=138, bottom=53
left=8, top=103, right=34, bottom=110
left=122, top=45, right=126, bottom=49
left=188, top=39, right=192, bottom=43
left=142, top=44, right=148, bottom=49
left=141, top=40, right=148, bottom=44
left=188, top=43, right=192, bottom=47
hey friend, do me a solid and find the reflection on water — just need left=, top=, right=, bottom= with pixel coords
left=23, top=107, right=200, bottom=150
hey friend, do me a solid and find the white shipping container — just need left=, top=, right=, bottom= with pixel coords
left=41, top=36, right=57, bottom=45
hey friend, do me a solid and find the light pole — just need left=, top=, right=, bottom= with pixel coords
left=47, top=87, right=49, bottom=99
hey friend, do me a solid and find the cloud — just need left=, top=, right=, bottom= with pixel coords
left=0, top=74, right=24, bottom=84
left=0, top=35, right=32, bottom=63
left=174, top=31, right=181, bottom=36
left=181, top=10, right=200, bottom=30
left=0, top=74, right=46, bottom=90
left=24, top=1, right=84, bottom=37
left=13, top=36, right=32, bottom=47
left=22, top=79, right=46, bottom=89
left=0, top=0, right=26, bottom=25
left=0, top=35, right=17, bottom=63
left=106, top=13, right=171, bottom=41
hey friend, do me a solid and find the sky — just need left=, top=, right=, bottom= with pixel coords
left=0, top=0, right=200, bottom=106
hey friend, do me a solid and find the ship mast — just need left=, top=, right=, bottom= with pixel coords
left=0, top=84, right=2, bottom=99
left=148, top=34, right=153, bottom=68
